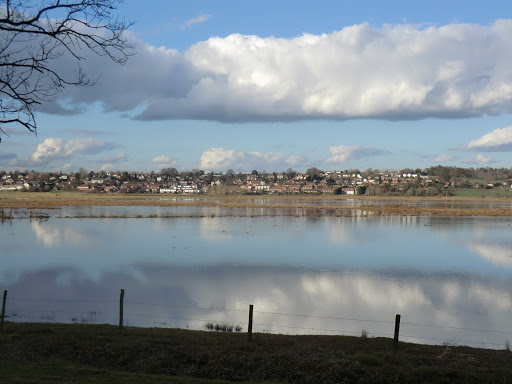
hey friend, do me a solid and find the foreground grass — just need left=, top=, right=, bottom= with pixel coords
left=0, top=360, right=257, bottom=384
left=2, top=323, right=512, bottom=383
left=1, top=192, right=512, bottom=217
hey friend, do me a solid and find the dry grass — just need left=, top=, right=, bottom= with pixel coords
left=1, top=192, right=512, bottom=217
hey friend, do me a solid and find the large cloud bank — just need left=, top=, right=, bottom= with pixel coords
left=44, top=20, right=512, bottom=122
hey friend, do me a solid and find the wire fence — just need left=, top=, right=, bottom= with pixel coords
left=1, top=289, right=511, bottom=350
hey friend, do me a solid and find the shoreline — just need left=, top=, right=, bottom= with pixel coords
left=2, top=192, right=512, bottom=217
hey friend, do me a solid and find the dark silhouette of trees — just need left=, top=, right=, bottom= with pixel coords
left=161, top=167, right=179, bottom=177
left=426, top=166, right=512, bottom=183
left=305, top=167, right=323, bottom=181
left=285, top=168, right=296, bottom=179
left=0, top=0, right=132, bottom=137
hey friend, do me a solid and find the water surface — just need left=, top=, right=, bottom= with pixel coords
left=2, top=206, right=512, bottom=349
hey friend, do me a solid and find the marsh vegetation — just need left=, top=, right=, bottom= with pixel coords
left=1, top=192, right=512, bottom=218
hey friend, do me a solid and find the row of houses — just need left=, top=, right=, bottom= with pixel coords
left=0, top=170, right=426, bottom=195
left=73, top=180, right=205, bottom=194
left=239, top=180, right=356, bottom=194
left=2, top=169, right=511, bottom=195
left=0, top=181, right=41, bottom=191
left=68, top=179, right=356, bottom=195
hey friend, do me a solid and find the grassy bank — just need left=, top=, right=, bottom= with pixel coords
left=0, top=360, right=242, bottom=384
left=2, top=323, right=512, bottom=383
left=1, top=192, right=512, bottom=217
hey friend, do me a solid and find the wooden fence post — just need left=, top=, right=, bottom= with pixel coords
left=248, top=304, right=253, bottom=342
left=1, top=290, right=7, bottom=333
left=119, top=289, right=124, bottom=330
left=393, top=314, right=401, bottom=352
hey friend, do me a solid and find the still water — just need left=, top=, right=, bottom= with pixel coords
left=1, top=206, right=512, bottom=349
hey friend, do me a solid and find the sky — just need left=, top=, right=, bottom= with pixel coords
left=2, top=0, right=512, bottom=173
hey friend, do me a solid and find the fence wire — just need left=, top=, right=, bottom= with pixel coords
left=3, top=294, right=512, bottom=349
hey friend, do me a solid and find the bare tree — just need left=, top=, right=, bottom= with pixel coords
left=305, top=167, right=323, bottom=180
left=0, top=0, right=133, bottom=137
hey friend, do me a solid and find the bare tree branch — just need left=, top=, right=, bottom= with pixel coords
left=0, top=0, right=133, bottom=137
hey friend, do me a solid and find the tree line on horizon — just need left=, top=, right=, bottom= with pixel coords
left=1, top=165, right=512, bottom=182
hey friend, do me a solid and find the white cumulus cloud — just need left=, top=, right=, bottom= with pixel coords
left=152, top=155, right=172, bottom=163
left=60, top=163, right=72, bottom=172
left=326, top=145, right=390, bottom=164
left=466, top=126, right=512, bottom=151
left=43, top=20, right=512, bottom=123
left=152, top=155, right=177, bottom=169
left=463, top=154, right=493, bottom=164
left=435, top=154, right=455, bottom=163
left=32, top=138, right=115, bottom=163
left=200, top=148, right=306, bottom=171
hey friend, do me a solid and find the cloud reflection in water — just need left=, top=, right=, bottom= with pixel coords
left=1, top=212, right=512, bottom=348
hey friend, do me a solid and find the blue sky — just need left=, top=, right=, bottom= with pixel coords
left=2, top=0, right=512, bottom=173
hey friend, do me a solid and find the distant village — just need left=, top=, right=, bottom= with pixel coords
left=1, top=166, right=512, bottom=196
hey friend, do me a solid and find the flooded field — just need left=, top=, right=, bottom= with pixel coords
left=2, top=200, right=512, bottom=349
left=2, top=193, right=512, bottom=218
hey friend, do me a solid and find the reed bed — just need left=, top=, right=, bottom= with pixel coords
left=1, top=192, right=512, bottom=217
